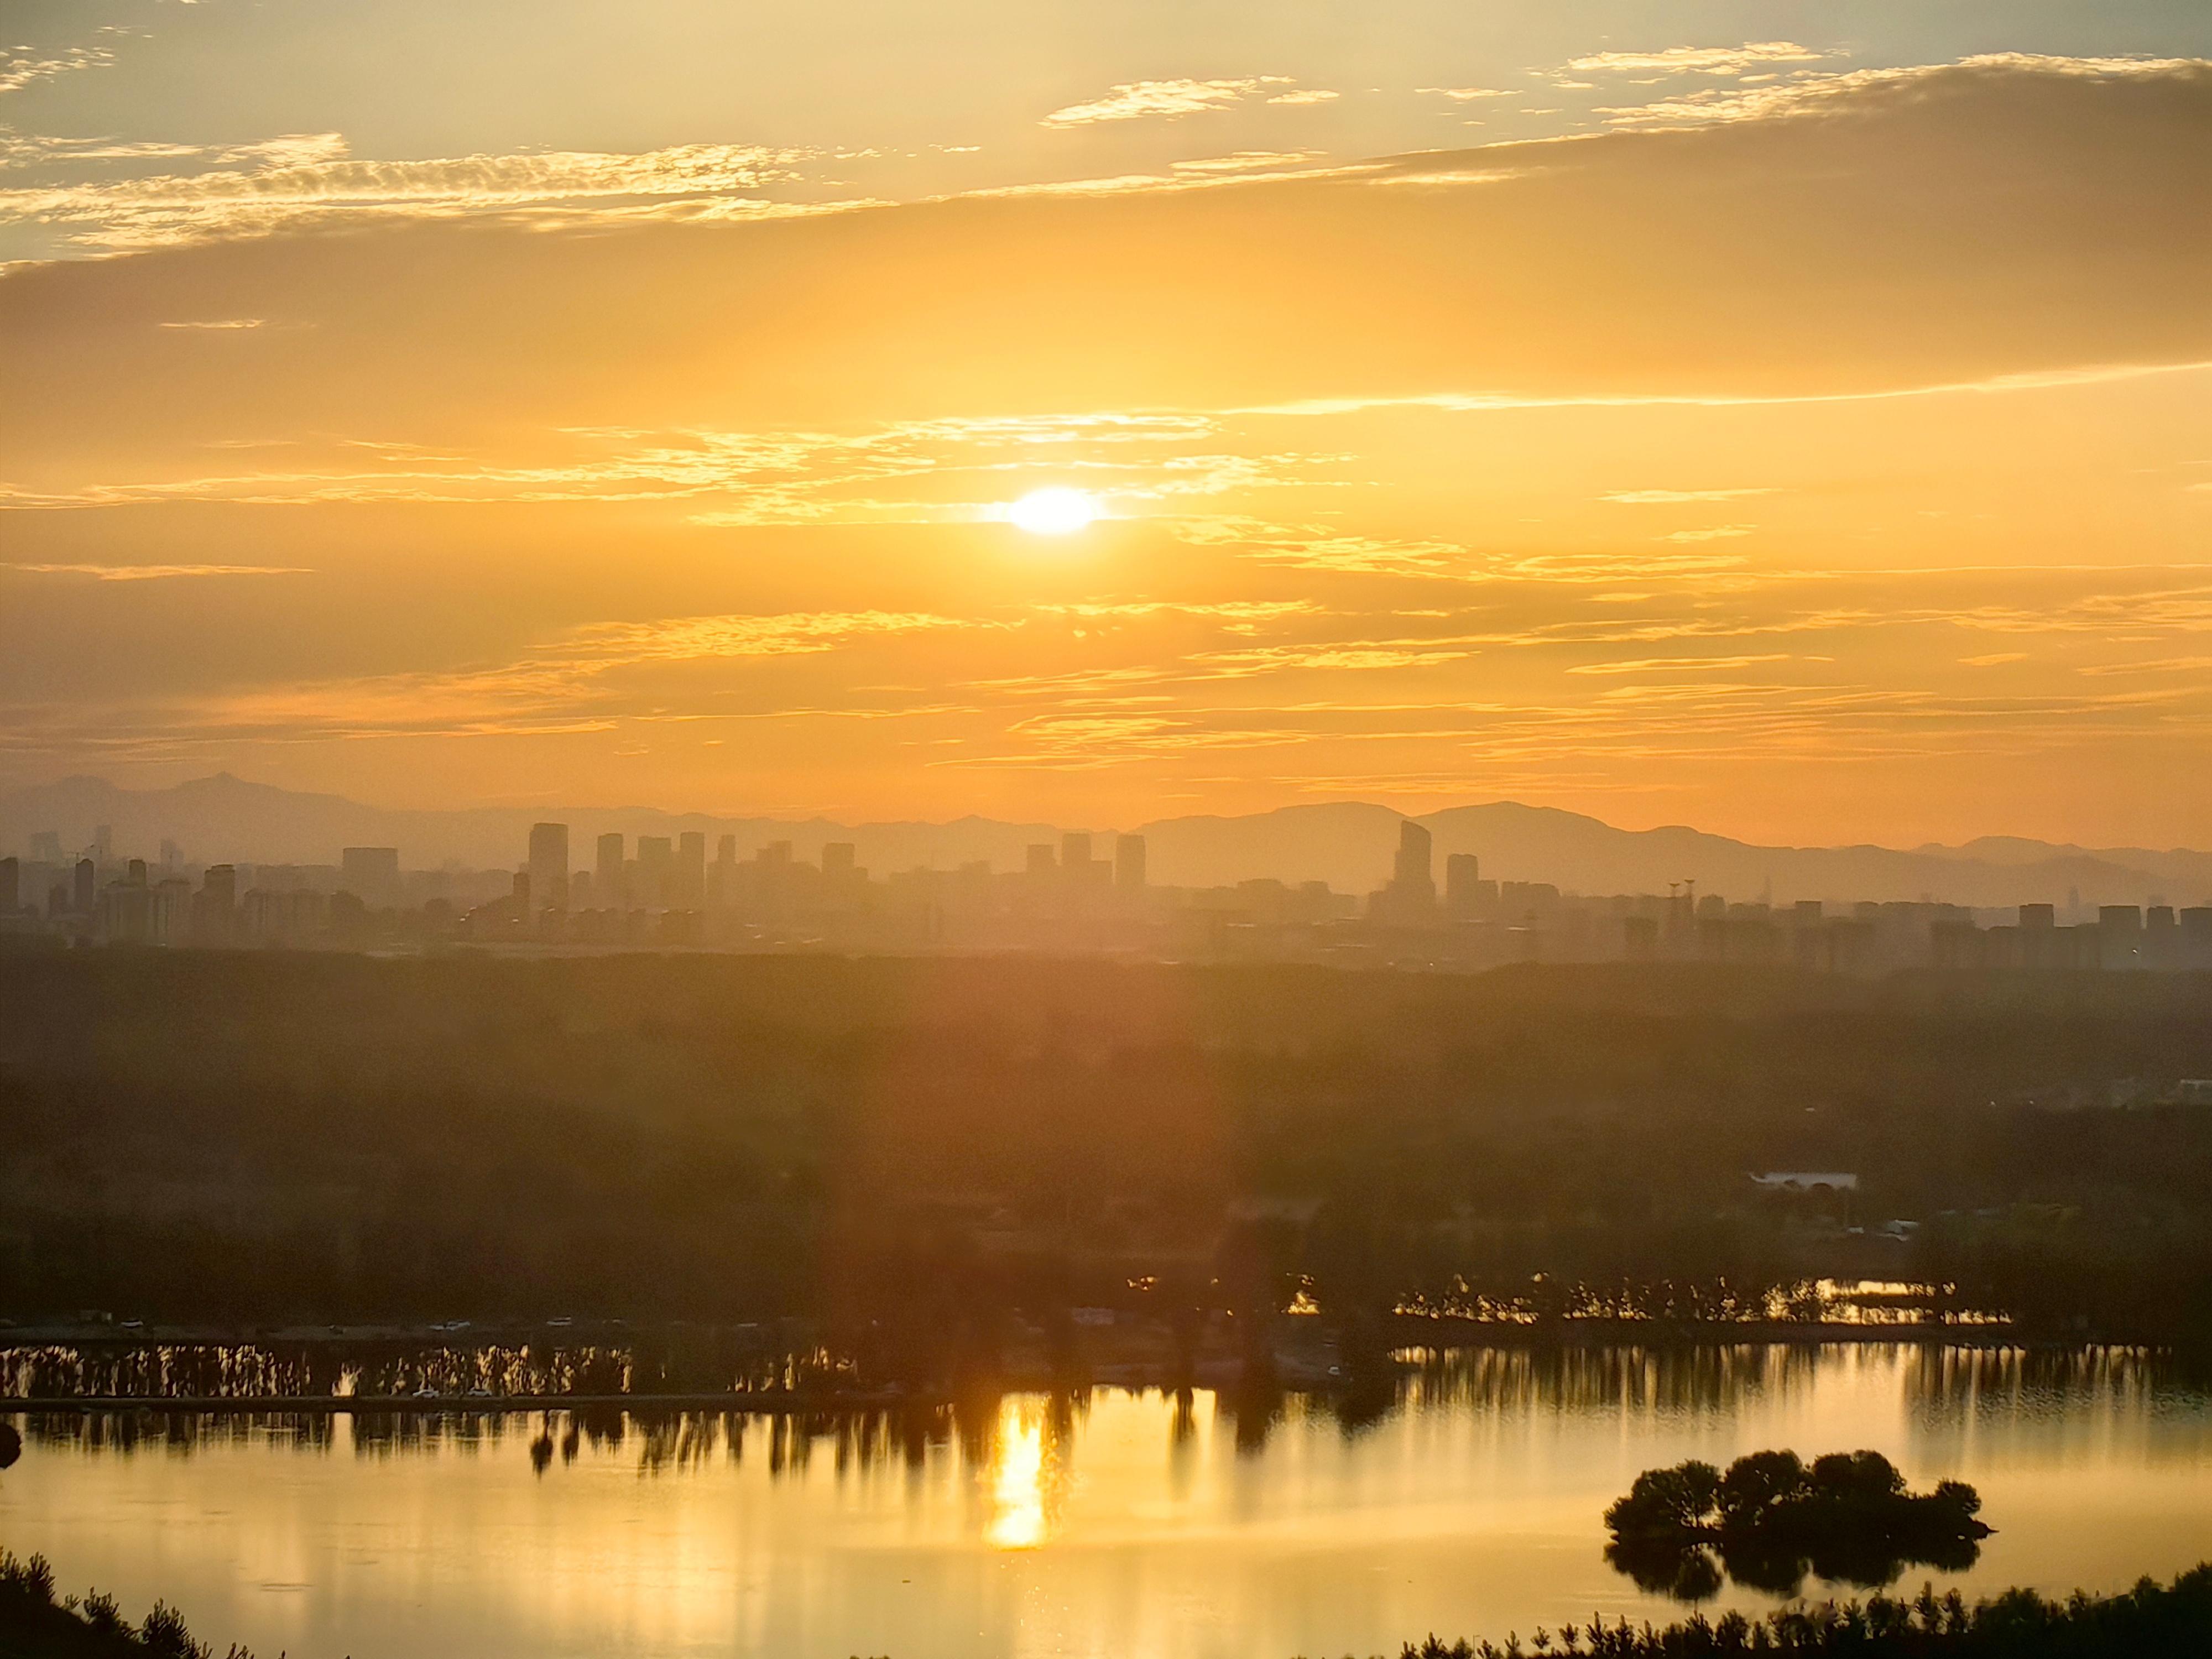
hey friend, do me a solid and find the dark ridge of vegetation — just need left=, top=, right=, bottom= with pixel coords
left=1353, top=1562, right=2212, bottom=1657
left=2, top=954, right=2210, bottom=1362
left=0, top=1551, right=257, bottom=1659
left=1605, top=1452, right=1989, bottom=1600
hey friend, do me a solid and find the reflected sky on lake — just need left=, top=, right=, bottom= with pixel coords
left=4, top=1345, right=2211, bottom=1659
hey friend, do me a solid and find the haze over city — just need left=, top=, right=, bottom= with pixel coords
left=6, top=7, right=2212, bottom=1659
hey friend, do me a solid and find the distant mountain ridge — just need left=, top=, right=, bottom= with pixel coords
left=1, top=774, right=2206, bottom=911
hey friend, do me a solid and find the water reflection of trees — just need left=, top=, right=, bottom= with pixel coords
left=15, top=1343, right=2206, bottom=1477
left=1902, top=1344, right=2198, bottom=1425
left=0, top=1335, right=863, bottom=1403
left=1399, top=1343, right=1820, bottom=1421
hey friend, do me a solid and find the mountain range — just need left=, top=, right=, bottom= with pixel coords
left=2, top=774, right=2207, bottom=911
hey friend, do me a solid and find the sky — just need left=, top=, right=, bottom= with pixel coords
left=3, top=2, right=2211, bottom=846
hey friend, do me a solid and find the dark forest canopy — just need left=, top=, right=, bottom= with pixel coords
left=2, top=953, right=2210, bottom=1347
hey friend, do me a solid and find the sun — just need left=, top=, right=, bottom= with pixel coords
left=1005, top=487, right=1099, bottom=536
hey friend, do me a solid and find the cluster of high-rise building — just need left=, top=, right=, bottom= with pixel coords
left=3, top=814, right=2208, bottom=972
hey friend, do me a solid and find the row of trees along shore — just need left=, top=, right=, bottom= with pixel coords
left=8, top=1548, right=2212, bottom=1658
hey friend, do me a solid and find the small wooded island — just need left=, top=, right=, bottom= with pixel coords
left=1605, top=1450, right=1991, bottom=1600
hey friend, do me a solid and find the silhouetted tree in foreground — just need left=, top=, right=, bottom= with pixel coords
left=0, top=1551, right=254, bottom=1659
left=1380, top=1563, right=2212, bottom=1656
left=1606, top=1451, right=1989, bottom=1599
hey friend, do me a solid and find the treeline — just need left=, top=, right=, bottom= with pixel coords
left=0, top=1551, right=246, bottom=1659
left=2, top=954, right=2210, bottom=1345
left=1376, top=1562, right=2212, bottom=1657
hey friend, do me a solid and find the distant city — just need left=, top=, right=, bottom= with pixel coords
left=3, top=815, right=2206, bottom=972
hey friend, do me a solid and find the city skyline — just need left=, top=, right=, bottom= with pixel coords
left=6, top=767, right=2212, bottom=910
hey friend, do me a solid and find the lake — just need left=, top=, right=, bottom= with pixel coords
left=4, top=1343, right=2211, bottom=1658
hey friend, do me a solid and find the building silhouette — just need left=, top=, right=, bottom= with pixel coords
left=637, top=836, right=673, bottom=907
left=1444, top=852, right=1487, bottom=915
left=595, top=833, right=624, bottom=908
left=525, top=825, right=570, bottom=914
left=677, top=831, right=707, bottom=907
left=1116, top=833, right=1147, bottom=891
left=341, top=846, right=401, bottom=907
left=1372, top=820, right=1436, bottom=924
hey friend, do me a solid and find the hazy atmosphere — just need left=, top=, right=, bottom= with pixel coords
left=6, top=8, right=2212, bottom=1659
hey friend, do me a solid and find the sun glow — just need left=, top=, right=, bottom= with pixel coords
left=1005, top=488, right=1099, bottom=535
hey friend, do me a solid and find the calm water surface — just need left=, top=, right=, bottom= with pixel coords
left=4, top=1344, right=2211, bottom=1659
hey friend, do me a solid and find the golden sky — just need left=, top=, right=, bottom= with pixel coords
left=3, top=5, right=2211, bottom=845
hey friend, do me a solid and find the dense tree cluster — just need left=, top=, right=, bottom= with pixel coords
left=1, top=954, right=2209, bottom=1351
left=0, top=1552, right=238, bottom=1659
left=1606, top=1452, right=1988, bottom=1599
left=1383, top=1562, right=2212, bottom=1656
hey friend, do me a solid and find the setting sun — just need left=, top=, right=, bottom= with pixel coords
left=1005, top=487, right=1100, bottom=536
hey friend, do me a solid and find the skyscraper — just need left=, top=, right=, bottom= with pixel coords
left=73, top=857, right=95, bottom=914
left=596, top=832, right=624, bottom=907
left=528, top=824, right=570, bottom=912
left=341, top=846, right=401, bottom=907
left=1369, top=820, right=1437, bottom=926
left=1115, top=833, right=1147, bottom=891
left=1444, top=852, right=1480, bottom=914
left=677, top=831, right=707, bottom=906
left=1394, top=820, right=1434, bottom=907
left=638, top=836, right=674, bottom=907
left=196, top=864, right=238, bottom=946
left=0, top=856, right=16, bottom=914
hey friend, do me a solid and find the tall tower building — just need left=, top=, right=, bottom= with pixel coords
left=0, top=856, right=16, bottom=914
left=596, top=832, right=624, bottom=908
left=1115, top=834, right=1147, bottom=891
left=73, top=857, right=96, bottom=914
left=1393, top=820, right=1435, bottom=909
left=1444, top=852, right=1480, bottom=914
left=341, top=846, right=401, bottom=907
left=638, top=836, right=674, bottom=907
left=528, top=823, right=571, bottom=912
left=677, top=831, right=707, bottom=906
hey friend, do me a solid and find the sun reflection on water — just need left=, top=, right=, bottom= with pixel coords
left=985, top=1397, right=1051, bottom=1549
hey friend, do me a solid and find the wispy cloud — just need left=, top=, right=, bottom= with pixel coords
left=5, top=562, right=309, bottom=581
left=1176, top=516, right=1465, bottom=576
left=1603, top=488, right=1775, bottom=505
left=1599, top=51, right=2210, bottom=128
left=1563, top=42, right=1828, bottom=78
left=0, top=39, right=118, bottom=96
left=560, top=611, right=975, bottom=664
left=1041, top=77, right=1295, bottom=127
left=1568, top=654, right=1793, bottom=676
left=0, top=133, right=840, bottom=253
